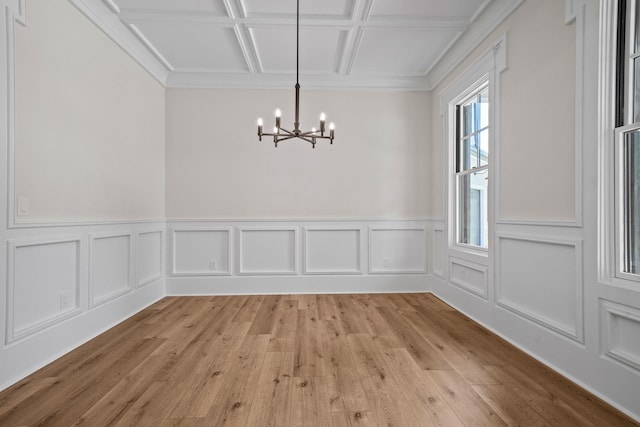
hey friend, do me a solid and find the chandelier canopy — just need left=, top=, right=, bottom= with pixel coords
left=256, top=0, right=335, bottom=149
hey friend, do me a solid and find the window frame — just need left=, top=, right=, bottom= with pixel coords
left=614, top=0, right=640, bottom=283
left=454, top=82, right=490, bottom=250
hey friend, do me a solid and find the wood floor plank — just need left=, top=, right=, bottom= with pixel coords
left=231, top=294, right=264, bottom=323
left=333, top=295, right=370, bottom=334
left=291, top=376, right=332, bottom=427
left=204, top=334, right=269, bottom=426
left=294, top=308, right=325, bottom=377
left=245, top=351, right=294, bottom=426
left=472, top=384, right=552, bottom=426
left=0, top=293, right=636, bottom=427
left=482, top=365, right=599, bottom=426
left=317, top=294, right=341, bottom=320
left=322, top=322, right=369, bottom=413
left=247, top=295, right=283, bottom=335
left=267, top=298, right=298, bottom=352
left=359, top=373, right=423, bottom=426
left=331, top=410, right=375, bottom=426
left=426, top=369, right=508, bottom=426
left=380, top=348, right=464, bottom=426
left=375, top=306, right=452, bottom=370
left=401, top=308, right=500, bottom=385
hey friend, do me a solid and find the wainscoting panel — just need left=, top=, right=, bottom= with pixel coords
left=7, top=237, right=81, bottom=343
left=369, top=227, right=427, bottom=274
left=1, top=221, right=165, bottom=393
left=449, top=257, right=488, bottom=299
left=89, top=233, right=132, bottom=307
left=166, top=220, right=431, bottom=294
left=137, top=230, right=163, bottom=287
left=496, top=234, right=583, bottom=342
left=601, top=300, right=640, bottom=372
left=433, top=227, right=445, bottom=278
left=171, top=228, right=231, bottom=276
left=239, top=227, right=297, bottom=275
left=304, top=227, right=362, bottom=274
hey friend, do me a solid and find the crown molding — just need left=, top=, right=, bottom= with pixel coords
left=68, top=0, right=169, bottom=85
left=425, top=0, right=525, bottom=90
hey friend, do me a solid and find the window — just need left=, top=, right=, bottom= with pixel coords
left=615, top=0, right=640, bottom=278
left=455, top=83, right=489, bottom=249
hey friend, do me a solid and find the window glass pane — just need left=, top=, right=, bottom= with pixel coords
left=458, top=169, right=488, bottom=248
left=624, top=130, right=640, bottom=274
left=462, top=101, right=476, bottom=137
left=479, top=89, right=489, bottom=129
left=462, top=88, right=489, bottom=136
left=462, top=135, right=476, bottom=170
left=634, top=57, right=640, bottom=123
left=479, top=129, right=489, bottom=167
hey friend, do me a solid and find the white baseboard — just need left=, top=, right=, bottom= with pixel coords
left=166, top=275, right=431, bottom=296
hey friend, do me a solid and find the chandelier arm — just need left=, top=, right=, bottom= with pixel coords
left=273, top=135, right=299, bottom=143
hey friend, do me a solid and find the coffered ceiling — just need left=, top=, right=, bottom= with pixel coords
left=84, top=0, right=523, bottom=89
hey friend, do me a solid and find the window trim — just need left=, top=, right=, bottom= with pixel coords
left=441, top=34, right=506, bottom=261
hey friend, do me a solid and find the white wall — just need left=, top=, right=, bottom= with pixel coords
left=14, top=0, right=165, bottom=223
left=0, top=0, right=165, bottom=391
left=166, top=88, right=430, bottom=220
left=430, top=0, right=576, bottom=222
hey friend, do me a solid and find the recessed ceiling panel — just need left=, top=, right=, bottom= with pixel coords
left=242, top=0, right=353, bottom=18
left=351, top=28, right=459, bottom=76
left=133, top=22, right=248, bottom=71
left=368, top=0, right=486, bottom=19
left=251, top=26, right=345, bottom=74
left=112, top=0, right=229, bottom=15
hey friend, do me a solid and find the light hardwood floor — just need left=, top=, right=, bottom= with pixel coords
left=0, top=293, right=637, bottom=426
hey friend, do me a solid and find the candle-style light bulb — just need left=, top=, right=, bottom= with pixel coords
left=275, top=108, right=281, bottom=129
left=329, top=122, right=335, bottom=142
left=311, top=127, right=317, bottom=145
left=319, top=113, right=326, bottom=134
left=257, top=118, right=263, bottom=140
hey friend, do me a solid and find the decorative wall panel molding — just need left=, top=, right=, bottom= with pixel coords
left=601, top=300, right=640, bottom=372
left=166, top=220, right=431, bottom=293
left=449, top=257, right=488, bottom=299
left=496, top=233, right=584, bottom=342
left=6, top=237, right=82, bottom=343
left=303, top=227, right=362, bottom=275
left=238, top=227, right=297, bottom=275
left=1, top=221, right=164, bottom=391
left=136, top=229, right=163, bottom=287
left=432, top=227, right=445, bottom=278
left=171, top=228, right=231, bottom=276
left=89, top=232, right=132, bottom=307
left=368, top=226, right=427, bottom=274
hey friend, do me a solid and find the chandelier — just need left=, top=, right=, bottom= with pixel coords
left=256, top=0, right=335, bottom=149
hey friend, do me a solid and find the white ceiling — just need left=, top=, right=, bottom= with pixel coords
left=94, top=0, right=520, bottom=89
